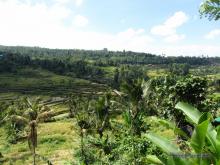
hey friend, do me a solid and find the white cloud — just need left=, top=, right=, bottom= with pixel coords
left=0, top=0, right=71, bottom=46
left=164, top=11, right=188, bottom=28
left=0, top=1, right=153, bottom=52
left=151, top=11, right=188, bottom=43
left=54, top=0, right=70, bottom=5
left=109, top=28, right=154, bottom=51
left=75, top=0, right=83, bottom=7
left=117, top=28, right=145, bottom=39
left=205, top=29, right=220, bottom=39
left=0, top=1, right=219, bottom=57
left=54, top=0, right=83, bottom=7
left=73, top=15, right=89, bottom=27
left=164, top=34, right=185, bottom=43
left=151, top=25, right=175, bottom=36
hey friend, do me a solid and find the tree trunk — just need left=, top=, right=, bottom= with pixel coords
left=81, top=128, right=87, bottom=165
left=33, top=146, right=36, bottom=165
left=131, top=116, right=137, bottom=165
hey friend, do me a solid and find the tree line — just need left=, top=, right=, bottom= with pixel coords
left=0, top=46, right=219, bottom=67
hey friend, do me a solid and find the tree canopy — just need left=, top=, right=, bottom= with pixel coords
left=200, top=0, right=220, bottom=20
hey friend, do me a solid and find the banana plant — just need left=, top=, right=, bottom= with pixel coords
left=144, top=102, right=220, bottom=165
left=7, top=98, right=53, bottom=165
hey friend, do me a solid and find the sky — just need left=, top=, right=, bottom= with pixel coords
left=0, top=0, right=220, bottom=56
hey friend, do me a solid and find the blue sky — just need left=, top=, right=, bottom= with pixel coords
left=0, top=0, right=219, bottom=56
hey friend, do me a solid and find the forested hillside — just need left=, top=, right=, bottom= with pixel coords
left=1, top=45, right=220, bottom=66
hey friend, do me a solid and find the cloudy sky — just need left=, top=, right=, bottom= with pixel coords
left=0, top=0, right=220, bottom=56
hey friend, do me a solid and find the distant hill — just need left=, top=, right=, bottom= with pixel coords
left=0, top=45, right=219, bottom=66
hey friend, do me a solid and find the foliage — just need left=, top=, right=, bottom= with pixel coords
left=150, top=75, right=215, bottom=120
left=0, top=46, right=219, bottom=164
left=174, top=76, right=207, bottom=105
left=145, top=102, right=220, bottom=165
left=200, top=0, right=220, bottom=20
left=0, top=46, right=220, bottom=71
left=3, top=98, right=29, bottom=143
left=2, top=97, right=54, bottom=165
left=169, top=63, right=190, bottom=76
left=69, top=96, right=96, bottom=164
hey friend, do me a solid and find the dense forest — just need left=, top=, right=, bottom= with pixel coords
left=1, top=45, right=220, bottom=67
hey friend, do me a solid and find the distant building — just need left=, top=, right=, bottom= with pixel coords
left=103, top=48, right=108, bottom=53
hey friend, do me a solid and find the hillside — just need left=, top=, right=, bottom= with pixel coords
left=0, top=46, right=219, bottom=165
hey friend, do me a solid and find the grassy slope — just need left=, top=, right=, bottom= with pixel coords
left=0, top=116, right=176, bottom=165
left=0, top=120, right=80, bottom=165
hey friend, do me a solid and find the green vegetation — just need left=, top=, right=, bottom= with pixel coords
left=200, top=0, right=220, bottom=21
left=0, top=46, right=219, bottom=165
left=146, top=102, right=220, bottom=164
